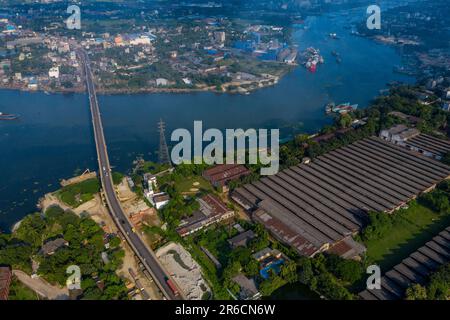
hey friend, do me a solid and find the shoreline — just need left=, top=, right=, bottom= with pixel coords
left=0, top=71, right=286, bottom=97
left=0, top=59, right=294, bottom=96
left=0, top=82, right=274, bottom=96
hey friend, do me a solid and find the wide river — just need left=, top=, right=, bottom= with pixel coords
left=0, top=7, right=414, bottom=231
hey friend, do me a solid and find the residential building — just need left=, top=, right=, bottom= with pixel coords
left=379, top=124, right=420, bottom=145
left=232, top=274, right=261, bottom=300
left=114, top=35, right=124, bottom=46
left=176, top=194, right=234, bottom=237
left=252, top=247, right=282, bottom=262
left=228, top=230, right=256, bottom=248
left=152, top=192, right=170, bottom=210
left=40, top=238, right=69, bottom=256
left=388, top=111, right=421, bottom=125
left=214, top=31, right=226, bottom=46
left=156, top=78, right=169, bottom=86
left=48, top=66, right=60, bottom=79
left=143, top=173, right=157, bottom=187
left=130, top=35, right=152, bottom=46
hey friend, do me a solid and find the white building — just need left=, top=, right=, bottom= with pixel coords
left=156, top=78, right=169, bottom=86
left=152, top=192, right=170, bottom=210
left=130, top=35, right=152, bottom=46
left=214, top=31, right=226, bottom=44
left=48, top=66, right=60, bottom=79
left=143, top=173, right=157, bottom=187
left=144, top=188, right=154, bottom=203
left=444, top=89, right=450, bottom=100
left=58, top=42, right=70, bottom=54
left=379, top=124, right=420, bottom=146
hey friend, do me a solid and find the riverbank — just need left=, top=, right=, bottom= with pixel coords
left=0, top=72, right=284, bottom=96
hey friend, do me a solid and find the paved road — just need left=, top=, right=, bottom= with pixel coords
left=77, top=49, right=180, bottom=300
left=13, top=270, right=69, bottom=300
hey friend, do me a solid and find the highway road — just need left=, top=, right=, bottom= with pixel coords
left=77, top=49, right=180, bottom=300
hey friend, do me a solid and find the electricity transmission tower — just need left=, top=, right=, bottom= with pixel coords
left=158, top=119, right=171, bottom=166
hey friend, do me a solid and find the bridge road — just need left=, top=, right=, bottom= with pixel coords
left=77, top=49, right=180, bottom=300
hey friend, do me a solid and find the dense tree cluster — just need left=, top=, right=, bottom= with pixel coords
left=0, top=206, right=127, bottom=300
left=406, top=263, right=450, bottom=300
left=297, top=254, right=356, bottom=300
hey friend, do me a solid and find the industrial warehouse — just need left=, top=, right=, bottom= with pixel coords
left=359, top=226, right=450, bottom=300
left=231, top=136, right=450, bottom=258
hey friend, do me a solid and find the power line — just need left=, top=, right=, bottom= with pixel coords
left=158, top=119, right=171, bottom=166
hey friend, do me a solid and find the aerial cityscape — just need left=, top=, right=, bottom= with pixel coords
left=0, top=0, right=449, bottom=307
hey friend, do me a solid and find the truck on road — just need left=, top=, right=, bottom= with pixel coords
left=165, top=277, right=179, bottom=296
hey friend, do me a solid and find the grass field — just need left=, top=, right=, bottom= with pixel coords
left=8, top=278, right=39, bottom=300
left=175, top=175, right=213, bottom=194
left=57, top=178, right=100, bottom=208
left=364, top=202, right=450, bottom=270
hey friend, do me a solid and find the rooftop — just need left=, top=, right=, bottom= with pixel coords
left=41, top=238, right=68, bottom=256
left=203, top=164, right=251, bottom=187
left=228, top=230, right=256, bottom=248
left=232, top=136, right=450, bottom=257
left=232, top=274, right=260, bottom=300
left=405, top=133, right=450, bottom=158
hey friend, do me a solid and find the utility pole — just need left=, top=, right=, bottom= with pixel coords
left=158, top=119, right=171, bottom=166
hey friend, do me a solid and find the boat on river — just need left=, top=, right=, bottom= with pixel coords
left=0, top=112, right=19, bottom=120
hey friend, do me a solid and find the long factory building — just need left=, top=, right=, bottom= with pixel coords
left=231, top=136, right=450, bottom=258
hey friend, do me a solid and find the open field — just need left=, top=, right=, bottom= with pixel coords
left=175, top=175, right=213, bottom=194
left=8, top=277, right=40, bottom=300
left=56, top=178, right=100, bottom=208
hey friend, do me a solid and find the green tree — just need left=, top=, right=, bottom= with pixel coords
left=243, top=259, right=260, bottom=277
left=406, top=284, right=427, bottom=300
left=427, top=264, right=450, bottom=300
left=298, top=257, right=314, bottom=285
left=280, top=260, right=298, bottom=284
left=326, top=254, right=363, bottom=284
left=442, top=152, right=450, bottom=165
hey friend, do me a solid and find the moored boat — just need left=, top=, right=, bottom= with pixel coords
left=0, top=112, right=19, bottom=120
